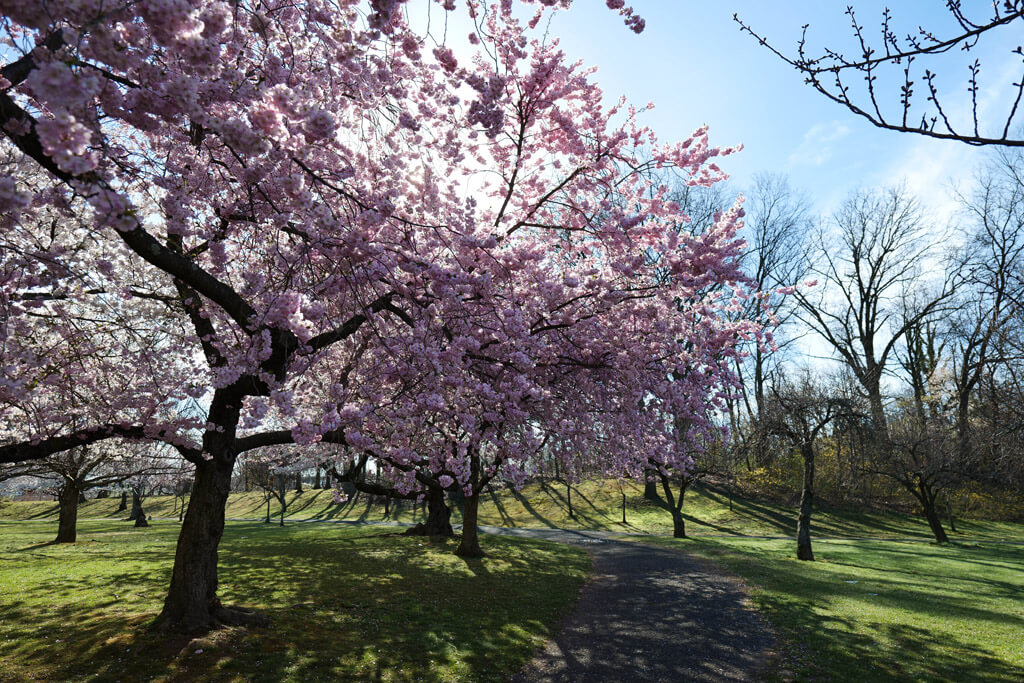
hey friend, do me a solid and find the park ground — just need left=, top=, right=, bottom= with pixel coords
left=1, top=480, right=1023, bottom=681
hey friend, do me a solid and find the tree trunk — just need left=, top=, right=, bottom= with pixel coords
left=918, top=483, right=949, bottom=543
left=117, top=490, right=128, bottom=512
left=153, top=458, right=266, bottom=633
left=314, top=467, right=321, bottom=490
left=295, top=472, right=303, bottom=493
left=404, top=486, right=455, bottom=537
left=796, top=443, right=815, bottom=561
left=671, top=509, right=686, bottom=538
left=78, top=490, right=87, bottom=504
left=621, top=490, right=627, bottom=524
left=425, top=486, right=454, bottom=536
left=128, top=490, right=144, bottom=521
left=923, top=502, right=949, bottom=543
left=56, top=482, right=80, bottom=543
left=455, top=493, right=483, bottom=557
left=865, top=374, right=889, bottom=442
left=135, top=510, right=149, bottom=527
left=643, top=473, right=659, bottom=500
left=566, top=481, right=574, bottom=518
left=945, top=492, right=957, bottom=533
left=658, top=472, right=690, bottom=538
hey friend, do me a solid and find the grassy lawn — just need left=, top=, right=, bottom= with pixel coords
left=643, top=535, right=1024, bottom=682
left=5, top=481, right=1023, bottom=681
left=0, top=519, right=589, bottom=682
left=476, top=479, right=1024, bottom=540
left=5, top=479, right=1020, bottom=542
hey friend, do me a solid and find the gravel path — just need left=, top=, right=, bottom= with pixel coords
left=488, top=527, right=777, bottom=682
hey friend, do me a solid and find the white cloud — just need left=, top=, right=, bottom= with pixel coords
left=872, top=134, right=981, bottom=232
left=786, top=121, right=851, bottom=167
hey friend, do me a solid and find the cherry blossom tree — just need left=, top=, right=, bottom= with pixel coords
left=0, top=0, right=757, bottom=632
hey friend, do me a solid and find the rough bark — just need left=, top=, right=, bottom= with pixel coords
left=796, top=443, right=815, bottom=561
left=864, top=371, right=889, bottom=442
left=643, top=472, right=659, bottom=500
left=918, top=483, right=949, bottom=543
left=152, top=457, right=267, bottom=633
left=117, top=490, right=128, bottom=512
left=671, top=509, right=686, bottom=538
left=277, top=475, right=287, bottom=526
left=404, top=486, right=454, bottom=537
left=128, top=490, right=144, bottom=521
left=455, top=493, right=483, bottom=557
left=55, top=482, right=80, bottom=543
left=659, top=473, right=689, bottom=539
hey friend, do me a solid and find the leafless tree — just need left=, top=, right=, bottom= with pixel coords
left=795, top=186, right=954, bottom=438
left=947, top=149, right=1024, bottom=459
left=736, top=2, right=1024, bottom=146
left=865, top=409, right=961, bottom=543
left=763, top=371, right=852, bottom=561
left=897, top=317, right=944, bottom=423
left=730, top=173, right=813, bottom=468
left=911, top=151, right=1024, bottom=507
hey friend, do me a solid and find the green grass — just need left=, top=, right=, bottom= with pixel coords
left=5, top=480, right=1024, bottom=681
left=0, top=520, right=589, bottom=682
left=5, top=479, right=1019, bottom=543
left=475, top=479, right=1024, bottom=540
left=642, top=535, right=1024, bottom=682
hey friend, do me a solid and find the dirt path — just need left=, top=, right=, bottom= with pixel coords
left=487, top=527, right=777, bottom=682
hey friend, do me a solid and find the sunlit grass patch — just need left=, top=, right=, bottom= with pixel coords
left=0, top=520, right=588, bottom=682
left=4, top=479, right=1021, bottom=543
left=644, top=535, right=1024, bottom=682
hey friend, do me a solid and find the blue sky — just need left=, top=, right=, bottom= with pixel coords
left=543, top=1, right=1023, bottom=222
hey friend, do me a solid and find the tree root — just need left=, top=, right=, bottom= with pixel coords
left=402, top=522, right=455, bottom=538
left=152, top=599, right=269, bottom=634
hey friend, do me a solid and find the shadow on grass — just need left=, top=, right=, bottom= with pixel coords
left=536, top=481, right=614, bottom=530
left=754, top=577, right=1020, bottom=681
left=689, top=538, right=1024, bottom=682
left=0, top=521, right=586, bottom=682
left=506, top=489, right=558, bottom=529
left=485, top=489, right=517, bottom=528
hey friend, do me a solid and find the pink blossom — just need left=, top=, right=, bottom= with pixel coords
left=0, top=176, right=29, bottom=214
left=304, top=109, right=337, bottom=140
left=433, top=47, right=458, bottom=73
left=36, top=113, right=98, bottom=175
